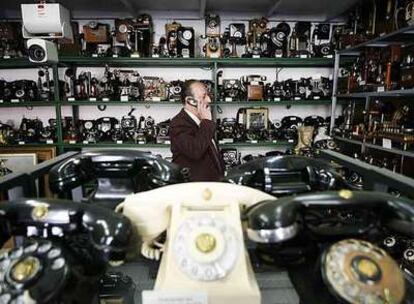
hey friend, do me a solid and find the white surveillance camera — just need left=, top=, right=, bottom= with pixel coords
left=27, top=39, right=58, bottom=63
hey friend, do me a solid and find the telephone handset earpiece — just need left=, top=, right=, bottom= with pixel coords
left=186, top=96, right=198, bottom=107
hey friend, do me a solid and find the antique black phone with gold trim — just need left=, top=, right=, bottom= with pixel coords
left=0, top=198, right=132, bottom=303
left=49, top=149, right=189, bottom=209
left=245, top=191, right=414, bottom=304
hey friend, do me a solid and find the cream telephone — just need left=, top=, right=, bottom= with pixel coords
left=116, top=182, right=275, bottom=304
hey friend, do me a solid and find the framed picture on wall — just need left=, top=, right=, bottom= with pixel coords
left=0, top=146, right=56, bottom=197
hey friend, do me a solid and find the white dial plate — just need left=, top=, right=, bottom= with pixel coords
left=173, top=215, right=240, bottom=282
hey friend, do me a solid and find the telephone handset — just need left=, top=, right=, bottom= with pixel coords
left=0, top=198, right=132, bottom=304
left=116, top=182, right=276, bottom=304
left=224, top=155, right=346, bottom=196
left=245, top=191, right=414, bottom=304
left=49, top=149, right=189, bottom=209
left=186, top=96, right=198, bottom=107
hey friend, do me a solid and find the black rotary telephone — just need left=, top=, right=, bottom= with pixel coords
left=224, top=155, right=346, bottom=196
left=245, top=191, right=414, bottom=304
left=0, top=198, right=132, bottom=304
left=49, top=149, right=190, bottom=209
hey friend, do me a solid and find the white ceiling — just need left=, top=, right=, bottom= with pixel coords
left=0, top=0, right=361, bottom=20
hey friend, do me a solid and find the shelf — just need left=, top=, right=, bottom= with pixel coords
left=337, top=88, right=414, bottom=99
left=334, top=136, right=414, bottom=158
left=0, top=57, right=49, bottom=69
left=0, top=101, right=55, bottom=107
left=61, top=100, right=182, bottom=106
left=215, top=100, right=333, bottom=106
left=214, top=57, right=334, bottom=67
left=219, top=141, right=294, bottom=148
left=58, top=56, right=335, bottom=68
left=0, top=143, right=57, bottom=148
left=63, top=142, right=171, bottom=148
left=339, top=25, right=414, bottom=55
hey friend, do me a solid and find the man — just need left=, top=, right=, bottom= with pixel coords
left=170, top=80, right=225, bottom=181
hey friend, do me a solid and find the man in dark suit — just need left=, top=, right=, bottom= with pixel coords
left=170, top=80, right=225, bottom=181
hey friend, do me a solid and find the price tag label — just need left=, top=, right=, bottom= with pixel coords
left=164, top=140, right=171, bottom=145
left=152, top=54, right=160, bottom=58
left=3, top=56, right=10, bottom=59
left=326, top=55, right=333, bottom=58
left=131, top=54, right=140, bottom=58
left=0, top=100, right=3, bottom=103
left=152, top=97, right=161, bottom=102
left=112, top=54, right=119, bottom=58
left=300, top=54, right=308, bottom=58
left=68, top=97, right=75, bottom=101
left=83, top=140, right=89, bottom=144
left=142, top=291, right=208, bottom=304
left=382, top=138, right=392, bottom=149
left=274, top=98, right=281, bottom=101
left=102, top=97, right=109, bottom=102
left=89, top=97, right=97, bottom=101
left=288, top=139, right=294, bottom=143
left=313, top=96, right=320, bottom=100
left=18, top=141, right=25, bottom=145
left=138, top=141, right=145, bottom=144
left=252, top=55, right=260, bottom=58
left=225, top=97, right=233, bottom=102
left=11, top=99, right=19, bottom=103
left=46, top=140, right=53, bottom=144
left=377, top=86, right=385, bottom=92
left=116, top=140, right=123, bottom=144
left=359, top=81, right=366, bottom=86
left=294, top=97, right=301, bottom=100
left=121, top=96, right=129, bottom=102
left=250, top=140, right=258, bottom=144
left=275, top=54, right=283, bottom=58
left=92, top=54, right=98, bottom=58
left=69, top=140, right=76, bottom=144
left=183, top=55, right=190, bottom=58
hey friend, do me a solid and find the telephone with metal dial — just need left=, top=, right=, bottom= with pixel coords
left=49, top=149, right=189, bottom=209
left=116, top=182, right=276, bottom=304
left=224, top=155, right=346, bottom=196
left=0, top=198, right=132, bottom=304
left=245, top=190, right=414, bottom=304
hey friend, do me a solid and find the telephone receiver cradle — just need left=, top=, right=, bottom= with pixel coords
left=49, top=149, right=189, bottom=209
left=0, top=198, right=132, bottom=303
left=116, top=182, right=276, bottom=304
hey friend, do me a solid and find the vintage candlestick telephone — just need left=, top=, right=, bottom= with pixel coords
left=0, top=198, right=132, bottom=304
left=245, top=17, right=268, bottom=57
left=202, top=14, right=223, bottom=58
left=262, top=22, right=291, bottom=58
left=49, top=149, right=189, bottom=209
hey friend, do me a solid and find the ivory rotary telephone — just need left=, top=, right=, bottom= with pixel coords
left=49, top=149, right=189, bottom=209
left=0, top=198, right=132, bottom=303
left=117, top=185, right=414, bottom=304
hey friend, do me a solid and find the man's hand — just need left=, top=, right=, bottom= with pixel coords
left=198, top=100, right=212, bottom=121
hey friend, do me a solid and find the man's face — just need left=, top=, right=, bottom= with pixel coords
left=191, top=82, right=211, bottom=105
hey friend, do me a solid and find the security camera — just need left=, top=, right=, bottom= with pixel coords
left=27, top=38, right=58, bottom=63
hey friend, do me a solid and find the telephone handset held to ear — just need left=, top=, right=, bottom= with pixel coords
left=186, top=96, right=198, bottom=107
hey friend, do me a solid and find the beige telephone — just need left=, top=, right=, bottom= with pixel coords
left=116, top=182, right=276, bottom=304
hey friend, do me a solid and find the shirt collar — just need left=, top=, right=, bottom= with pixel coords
left=184, top=108, right=201, bottom=126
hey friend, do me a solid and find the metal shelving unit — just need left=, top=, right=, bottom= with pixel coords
left=337, top=88, right=414, bottom=99
left=0, top=102, right=55, bottom=107
left=2, top=55, right=336, bottom=154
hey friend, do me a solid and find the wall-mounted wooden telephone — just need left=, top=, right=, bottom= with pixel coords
left=245, top=190, right=414, bottom=304
left=224, top=155, right=346, bottom=196
left=116, top=182, right=275, bottom=304
left=49, top=149, right=189, bottom=209
left=0, top=198, right=132, bottom=303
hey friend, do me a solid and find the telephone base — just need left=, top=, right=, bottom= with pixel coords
left=107, top=258, right=300, bottom=304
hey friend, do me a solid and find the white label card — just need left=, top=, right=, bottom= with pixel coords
left=131, top=54, right=140, bottom=58
left=225, top=97, right=233, bottom=102
left=83, top=140, right=89, bottom=144
left=294, top=97, right=301, bottom=100
left=92, top=54, right=98, bottom=57
left=121, top=96, right=129, bottom=102
left=3, top=56, right=10, bottom=59
left=382, top=138, right=392, bottom=149
left=274, top=98, right=281, bottom=101
left=164, top=140, right=171, bottom=145
left=18, top=141, right=25, bottom=145
left=377, top=87, right=385, bottom=92
left=152, top=54, right=160, bottom=58
left=300, top=54, right=308, bottom=58
left=0, top=100, right=3, bottom=103
left=253, top=55, right=260, bottom=58
left=250, top=140, right=258, bottom=144
left=142, top=291, right=208, bottom=304
left=102, top=98, right=109, bottom=101
left=138, top=141, right=145, bottom=144
left=112, top=54, right=118, bottom=58
left=116, top=140, right=123, bottom=144
left=46, top=140, right=53, bottom=144
left=68, top=97, right=75, bottom=101
left=89, top=98, right=97, bottom=101
left=69, top=140, right=76, bottom=144
left=288, top=139, right=294, bottom=143
left=313, top=96, right=320, bottom=100
left=11, top=99, right=19, bottom=103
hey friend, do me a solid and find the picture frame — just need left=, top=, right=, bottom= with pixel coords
left=245, top=108, right=269, bottom=130
left=0, top=146, right=56, bottom=197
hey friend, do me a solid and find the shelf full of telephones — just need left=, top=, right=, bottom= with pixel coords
left=332, top=98, right=414, bottom=178
left=218, top=107, right=336, bottom=169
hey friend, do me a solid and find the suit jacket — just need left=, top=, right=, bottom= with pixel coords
left=170, top=109, right=225, bottom=182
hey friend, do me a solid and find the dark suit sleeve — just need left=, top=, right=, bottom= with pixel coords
left=170, top=119, right=216, bottom=160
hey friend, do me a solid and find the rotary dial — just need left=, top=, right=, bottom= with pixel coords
left=173, top=215, right=240, bottom=281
